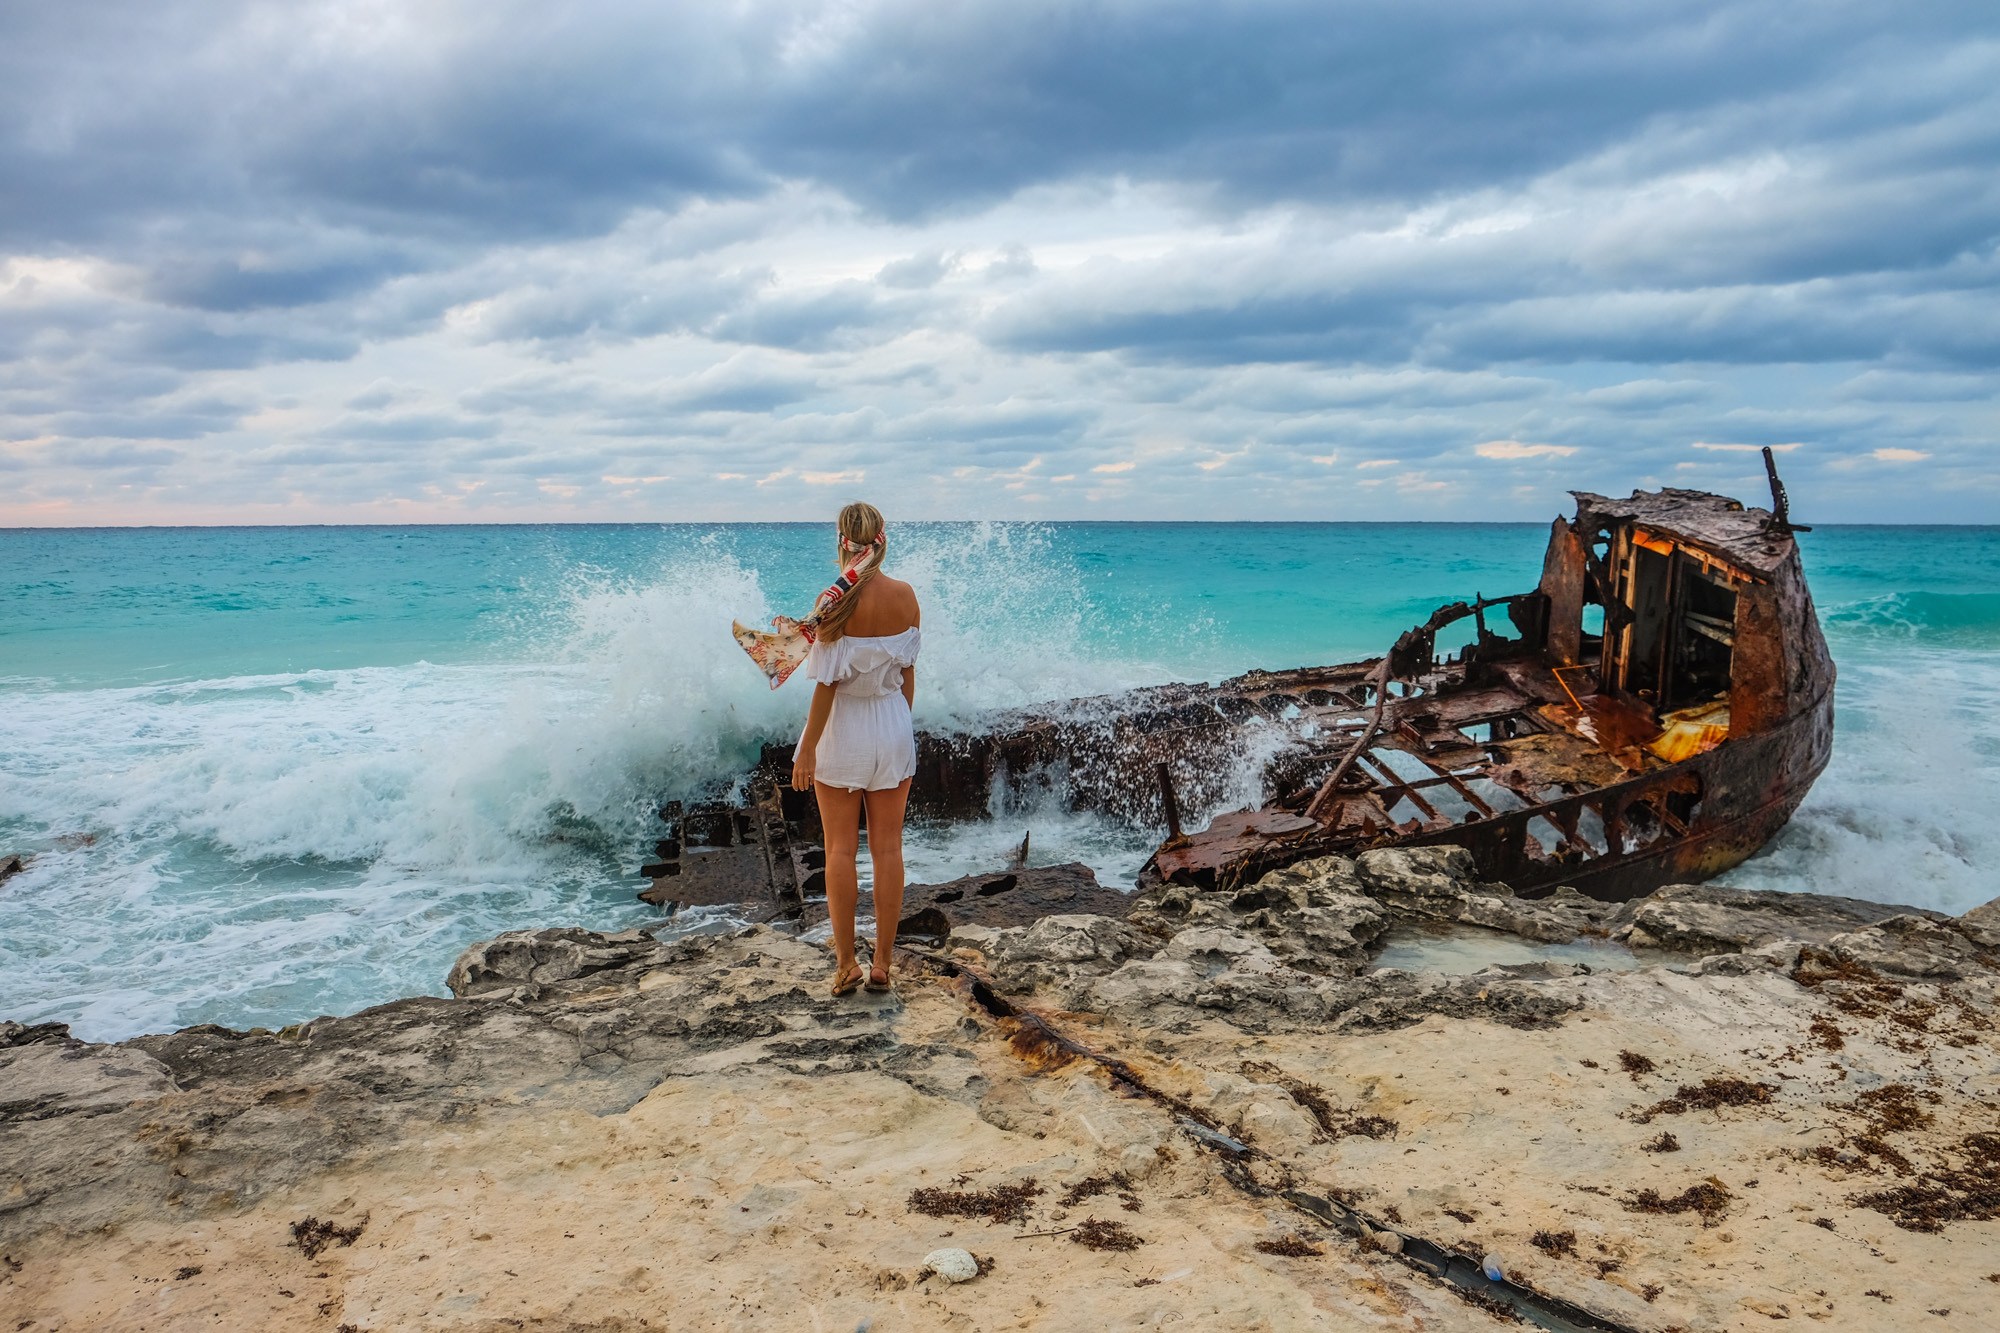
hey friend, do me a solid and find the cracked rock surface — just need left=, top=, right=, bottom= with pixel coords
left=4, top=851, right=1998, bottom=1332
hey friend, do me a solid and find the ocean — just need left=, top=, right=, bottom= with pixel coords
left=3, top=520, right=1996, bottom=1041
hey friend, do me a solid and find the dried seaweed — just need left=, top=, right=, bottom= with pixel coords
left=1849, top=1083, right=1937, bottom=1134
left=1636, top=1076, right=1775, bottom=1122
left=1642, top=1131, right=1681, bottom=1153
left=1071, top=1217, right=1143, bottom=1251
left=1059, top=1174, right=1128, bottom=1207
left=1617, top=1050, right=1657, bottom=1079
left=1793, top=948, right=1881, bottom=989
left=1625, top=1180, right=1732, bottom=1225
left=1449, top=1285, right=1523, bottom=1323
left=1529, top=1230, right=1577, bottom=1258
left=1254, top=1233, right=1324, bottom=1257
left=1850, top=1135, right=1914, bottom=1175
left=908, top=1178, right=1043, bottom=1227
left=1850, top=1133, right=2000, bottom=1233
left=291, top=1214, right=366, bottom=1259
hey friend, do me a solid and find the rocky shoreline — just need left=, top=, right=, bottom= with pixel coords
left=4, top=850, right=1998, bottom=1331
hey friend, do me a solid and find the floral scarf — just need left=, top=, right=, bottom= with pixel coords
left=731, top=535, right=884, bottom=689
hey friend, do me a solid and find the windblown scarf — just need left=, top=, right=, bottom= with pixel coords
left=731, top=535, right=884, bottom=689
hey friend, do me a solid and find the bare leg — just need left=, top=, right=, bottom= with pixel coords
left=862, top=778, right=913, bottom=981
left=815, top=782, right=864, bottom=975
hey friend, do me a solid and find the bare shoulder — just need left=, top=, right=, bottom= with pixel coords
left=847, top=573, right=920, bottom=634
left=883, top=575, right=920, bottom=622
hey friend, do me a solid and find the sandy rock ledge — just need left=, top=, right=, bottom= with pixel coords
left=3, top=850, right=1998, bottom=1332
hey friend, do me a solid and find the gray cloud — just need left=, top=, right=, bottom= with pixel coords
left=0, top=1, right=1995, bottom=522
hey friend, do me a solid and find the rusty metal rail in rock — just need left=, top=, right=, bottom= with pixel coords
left=903, top=942, right=1637, bottom=1333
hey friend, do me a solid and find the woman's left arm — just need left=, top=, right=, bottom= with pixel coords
left=901, top=666, right=916, bottom=708
left=792, top=683, right=837, bottom=790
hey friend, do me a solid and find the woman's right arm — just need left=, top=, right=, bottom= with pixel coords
left=792, top=683, right=837, bottom=790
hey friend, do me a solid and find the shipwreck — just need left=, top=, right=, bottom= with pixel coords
left=642, top=456, right=1833, bottom=921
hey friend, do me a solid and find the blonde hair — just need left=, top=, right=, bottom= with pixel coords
left=814, top=501, right=885, bottom=643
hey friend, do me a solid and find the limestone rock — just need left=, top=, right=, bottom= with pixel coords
left=0, top=1041, right=177, bottom=1120
left=1162, top=925, right=1271, bottom=966
left=1351, top=847, right=1593, bottom=943
left=1354, top=847, right=1477, bottom=904
left=981, top=913, right=1158, bottom=1002
left=1090, top=959, right=1204, bottom=1019
left=1610, top=882, right=1948, bottom=957
left=1690, top=940, right=1804, bottom=976
left=1238, top=854, right=1367, bottom=908
left=922, top=1247, right=980, bottom=1283
left=947, top=924, right=1003, bottom=955
left=0, top=1020, right=72, bottom=1049
left=1956, top=894, right=2000, bottom=950
left=995, top=914, right=1147, bottom=967
left=1827, top=914, right=1994, bottom=980
left=446, top=926, right=667, bottom=998
left=894, top=861, right=1134, bottom=928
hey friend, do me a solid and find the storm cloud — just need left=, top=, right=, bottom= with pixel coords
left=1, top=0, right=1995, bottom=521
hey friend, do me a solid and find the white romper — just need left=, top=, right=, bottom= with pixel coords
left=796, top=627, right=922, bottom=791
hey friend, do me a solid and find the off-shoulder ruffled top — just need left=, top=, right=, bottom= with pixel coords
left=804, top=627, right=922, bottom=698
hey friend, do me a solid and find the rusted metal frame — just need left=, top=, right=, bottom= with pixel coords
left=1399, top=758, right=1709, bottom=875
left=1653, top=546, right=1686, bottom=711
left=1356, top=749, right=1444, bottom=825
left=1304, top=657, right=1396, bottom=820
left=1638, top=789, right=1692, bottom=838
left=1406, top=751, right=1499, bottom=819
left=1600, top=789, right=1628, bottom=856
left=1539, top=800, right=1598, bottom=859
left=1515, top=772, right=1789, bottom=898
left=1395, top=772, right=1483, bottom=795
left=1295, top=765, right=1469, bottom=796
left=1549, top=663, right=1593, bottom=710
left=1574, top=529, right=1629, bottom=636
left=1156, top=762, right=1189, bottom=849
left=1601, top=524, right=1633, bottom=692
left=751, top=784, right=790, bottom=912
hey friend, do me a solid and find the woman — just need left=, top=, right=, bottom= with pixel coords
left=790, top=502, right=921, bottom=997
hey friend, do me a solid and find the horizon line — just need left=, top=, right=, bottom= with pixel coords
left=3, top=518, right=1996, bottom=533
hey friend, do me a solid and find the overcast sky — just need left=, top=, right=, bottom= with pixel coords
left=3, top=2, right=1996, bottom=524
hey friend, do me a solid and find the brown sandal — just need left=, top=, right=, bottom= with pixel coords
left=865, top=963, right=892, bottom=993
left=830, top=962, right=866, bottom=997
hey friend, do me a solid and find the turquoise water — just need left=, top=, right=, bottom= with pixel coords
left=3, top=521, right=1996, bottom=1039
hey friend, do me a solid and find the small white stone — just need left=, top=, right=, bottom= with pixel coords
left=1481, top=1252, right=1506, bottom=1282
left=923, top=1248, right=980, bottom=1283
